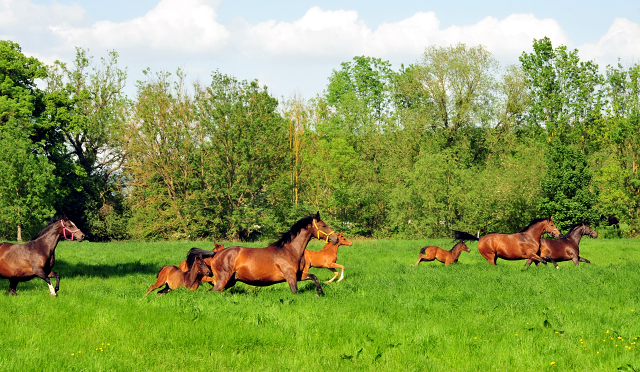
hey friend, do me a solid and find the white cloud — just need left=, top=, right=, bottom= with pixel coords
left=579, top=18, right=640, bottom=67
left=240, top=9, right=570, bottom=62
left=49, top=0, right=230, bottom=53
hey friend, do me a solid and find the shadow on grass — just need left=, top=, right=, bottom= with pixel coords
left=53, top=260, right=160, bottom=278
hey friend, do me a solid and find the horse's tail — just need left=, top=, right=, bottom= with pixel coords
left=186, top=247, right=218, bottom=269
left=454, top=230, right=479, bottom=242
left=419, top=246, right=428, bottom=255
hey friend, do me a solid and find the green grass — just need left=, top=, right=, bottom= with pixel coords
left=1, top=237, right=639, bottom=371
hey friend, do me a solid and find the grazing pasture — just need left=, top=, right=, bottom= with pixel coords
left=1, top=237, right=639, bottom=371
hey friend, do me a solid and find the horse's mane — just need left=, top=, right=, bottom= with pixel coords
left=186, top=247, right=216, bottom=269
left=560, top=221, right=586, bottom=239
left=31, top=216, right=65, bottom=240
left=517, top=217, right=549, bottom=233
left=269, top=213, right=318, bottom=249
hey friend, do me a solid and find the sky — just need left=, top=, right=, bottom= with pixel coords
left=2, top=0, right=640, bottom=99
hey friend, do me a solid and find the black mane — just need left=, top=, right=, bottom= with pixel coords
left=185, top=247, right=217, bottom=269
left=31, top=216, right=65, bottom=240
left=560, top=221, right=587, bottom=239
left=517, top=217, right=549, bottom=233
left=269, top=213, right=318, bottom=248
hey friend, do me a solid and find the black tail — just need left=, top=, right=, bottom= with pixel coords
left=454, top=230, right=479, bottom=241
left=186, top=247, right=218, bottom=269
left=419, top=246, right=427, bottom=255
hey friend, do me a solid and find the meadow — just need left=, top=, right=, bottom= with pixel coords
left=1, top=233, right=639, bottom=371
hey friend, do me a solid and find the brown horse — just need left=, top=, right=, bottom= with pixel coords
left=178, top=243, right=224, bottom=286
left=461, top=217, right=560, bottom=265
left=525, top=221, right=597, bottom=268
left=302, top=233, right=352, bottom=283
left=208, top=212, right=338, bottom=296
left=0, top=216, right=85, bottom=296
left=411, top=241, right=471, bottom=267
left=144, top=253, right=212, bottom=297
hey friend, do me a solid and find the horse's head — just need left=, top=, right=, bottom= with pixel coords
left=194, top=254, right=212, bottom=276
left=545, top=217, right=561, bottom=238
left=312, top=212, right=338, bottom=245
left=582, top=223, right=598, bottom=238
left=60, top=217, right=85, bottom=242
left=338, top=233, right=353, bottom=247
left=458, top=241, right=471, bottom=252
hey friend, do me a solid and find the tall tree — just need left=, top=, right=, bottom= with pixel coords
left=520, top=37, right=602, bottom=229
left=0, top=124, right=58, bottom=240
left=44, top=48, right=130, bottom=240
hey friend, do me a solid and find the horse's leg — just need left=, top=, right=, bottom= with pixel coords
left=411, top=255, right=426, bottom=267
left=578, top=257, right=591, bottom=264
left=332, top=263, right=345, bottom=283
left=324, top=268, right=339, bottom=283
left=543, top=255, right=559, bottom=269
left=34, top=269, right=56, bottom=297
left=49, top=271, right=60, bottom=292
left=209, top=271, right=233, bottom=292
left=478, top=245, right=497, bottom=265
left=299, top=272, right=324, bottom=296
left=156, top=284, right=171, bottom=296
left=8, top=279, right=18, bottom=296
left=144, top=271, right=168, bottom=297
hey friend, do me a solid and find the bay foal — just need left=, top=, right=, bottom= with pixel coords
left=411, top=241, right=471, bottom=267
left=303, top=233, right=352, bottom=283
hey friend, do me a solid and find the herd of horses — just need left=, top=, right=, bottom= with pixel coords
left=0, top=213, right=600, bottom=297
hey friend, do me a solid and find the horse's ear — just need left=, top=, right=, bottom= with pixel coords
left=315, top=211, right=321, bottom=220
left=550, top=216, right=553, bottom=220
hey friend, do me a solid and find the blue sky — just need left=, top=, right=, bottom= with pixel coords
left=5, top=0, right=640, bottom=99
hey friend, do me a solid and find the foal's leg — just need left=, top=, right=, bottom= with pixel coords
left=411, top=255, right=426, bottom=266
left=49, top=271, right=60, bottom=292
left=144, top=271, right=168, bottom=297
left=328, top=263, right=346, bottom=283
left=324, top=268, right=339, bottom=283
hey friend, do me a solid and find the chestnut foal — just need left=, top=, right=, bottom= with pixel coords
left=302, top=233, right=352, bottom=283
left=411, top=240, right=471, bottom=267
left=144, top=253, right=212, bottom=297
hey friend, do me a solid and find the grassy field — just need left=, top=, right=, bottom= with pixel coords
left=1, top=234, right=639, bottom=371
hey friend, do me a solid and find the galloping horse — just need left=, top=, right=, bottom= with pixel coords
left=462, top=217, right=560, bottom=265
left=0, top=216, right=85, bottom=296
left=525, top=221, right=597, bottom=268
left=178, top=243, right=224, bottom=286
left=208, top=212, right=338, bottom=296
left=411, top=241, right=471, bottom=267
left=144, top=253, right=212, bottom=297
left=302, top=232, right=352, bottom=283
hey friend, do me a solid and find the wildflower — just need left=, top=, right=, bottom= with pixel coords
left=71, top=353, right=74, bottom=356
left=515, top=334, right=518, bottom=336
left=597, top=351, right=600, bottom=354
left=606, top=330, right=610, bottom=333
left=550, top=362, right=556, bottom=365
left=474, top=337, right=477, bottom=339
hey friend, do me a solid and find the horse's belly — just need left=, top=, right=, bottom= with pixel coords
left=235, top=265, right=286, bottom=284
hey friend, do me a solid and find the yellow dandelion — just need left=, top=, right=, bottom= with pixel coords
left=101, top=343, right=104, bottom=346
left=555, top=331, right=559, bottom=334
left=95, top=348, right=98, bottom=351
left=616, top=345, right=618, bottom=347
left=618, top=337, right=622, bottom=340
left=71, top=353, right=74, bottom=356
left=550, top=361, right=556, bottom=366
left=515, top=334, right=518, bottom=336
left=517, top=339, right=520, bottom=341
left=597, top=351, right=600, bottom=354
left=35, top=348, right=38, bottom=351
left=581, top=342, right=584, bottom=344
left=580, top=339, right=583, bottom=341
left=606, top=330, right=610, bottom=333
left=474, top=337, right=477, bottom=339
left=107, top=343, right=110, bottom=346
left=78, top=351, right=81, bottom=353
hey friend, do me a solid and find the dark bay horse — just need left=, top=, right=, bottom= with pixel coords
left=525, top=221, right=597, bottom=268
left=461, top=217, right=560, bottom=265
left=144, top=253, right=212, bottom=297
left=303, top=232, right=352, bottom=283
left=208, top=212, right=338, bottom=295
left=411, top=240, right=471, bottom=267
left=0, top=216, right=85, bottom=296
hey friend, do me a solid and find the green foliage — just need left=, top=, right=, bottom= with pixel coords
left=0, top=123, right=58, bottom=240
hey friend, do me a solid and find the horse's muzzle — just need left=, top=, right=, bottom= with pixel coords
left=328, top=233, right=339, bottom=245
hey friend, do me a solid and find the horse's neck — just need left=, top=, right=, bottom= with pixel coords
left=450, top=244, right=462, bottom=258
left=288, top=228, right=314, bottom=258
left=34, top=229, right=61, bottom=254
left=524, top=221, right=548, bottom=240
left=568, top=228, right=584, bottom=245
left=322, top=242, right=339, bottom=254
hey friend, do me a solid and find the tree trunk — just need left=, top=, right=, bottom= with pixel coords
left=17, top=223, right=22, bottom=242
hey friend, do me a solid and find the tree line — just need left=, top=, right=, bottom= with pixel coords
left=1, top=38, right=638, bottom=241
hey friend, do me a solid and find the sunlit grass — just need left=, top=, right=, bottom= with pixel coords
left=0, top=237, right=639, bottom=370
